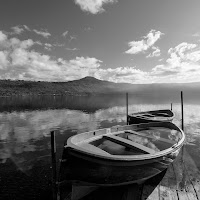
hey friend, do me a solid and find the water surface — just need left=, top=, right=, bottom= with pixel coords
left=0, top=94, right=200, bottom=199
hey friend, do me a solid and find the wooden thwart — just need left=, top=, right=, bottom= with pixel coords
left=103, top=135, right=155, bottom=154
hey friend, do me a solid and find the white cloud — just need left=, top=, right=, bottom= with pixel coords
left=192, top=33, right=200, bottom=37
left=69, top=56, right=102, bottom=69
left=33, top=29, right=51, bottom=38
left=69, top=35, right=76, bottom=42
left=151, top=42, right=200, bottom=83
left=66, top=47, right=79, bottom=51
left=0, top=31, right=102, bottom=81
left=146, top=46, right=161, bottom=58
left=0, top=51, right=9, bottom=69
left=23, top=25, right=31, bottom=31
left=125, top=30, right=164, bottom=55
left=10, top=25, right=31, bottom=35
left=95, top=66, right=151, bottom=84
left=11, top=26, right=24, bottom=35
left=96, top=42, right=200, bottom=84
left=1, top=29, right=200, bottom=84
left=62, top=30, right=68, bottom=37
left=74, top=0, right=117, bottom=14
left=0, top=31, right=7, bottom=42
left=44, top=43, right=53, bottom=51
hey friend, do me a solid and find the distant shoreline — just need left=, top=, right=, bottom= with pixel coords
left=1, top=77, right=200, bottom=98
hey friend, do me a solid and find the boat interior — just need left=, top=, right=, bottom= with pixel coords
left=71, top=124, right=182, bottom=156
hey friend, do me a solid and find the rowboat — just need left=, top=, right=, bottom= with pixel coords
left=59, top=121, right=185, bottom=187
left=128, top=109, right=174, bottom=124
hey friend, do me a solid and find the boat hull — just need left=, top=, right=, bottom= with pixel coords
left=59, top=145, right=181, bottom=186
left=128, top=109, right=174, bottom=125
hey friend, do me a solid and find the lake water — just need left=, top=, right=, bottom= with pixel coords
left=0, top=94, right=200, bottom=199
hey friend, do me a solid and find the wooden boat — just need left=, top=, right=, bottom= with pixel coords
left=128, top=109, right=174, bottom=124
left=59, top=121, right=185, bottom=187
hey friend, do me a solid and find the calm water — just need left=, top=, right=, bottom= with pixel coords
left=0, top=94, right=200, bottom=199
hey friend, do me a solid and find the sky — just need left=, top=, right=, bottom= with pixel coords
left=1, top=0, right=200, bottom=84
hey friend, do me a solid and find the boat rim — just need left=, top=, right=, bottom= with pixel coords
left=66, top=122, right=185, bottom=161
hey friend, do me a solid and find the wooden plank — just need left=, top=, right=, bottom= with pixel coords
left=79, top=143, right=110, bottom=155
left=182, top=148, right=200, bottom=199
left=103, top=135, right=155, bottom=154
left=159, top=159, right=180, bottom=200
left=159, top=185, right=178, bottom=200
left=170, top=149, right=197, bottom=200
left=125, top=130, right=175, bottom=144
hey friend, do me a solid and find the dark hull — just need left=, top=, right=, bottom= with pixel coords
left=128, top=115, right=160, bottom=124
left=128, top=109, right=174, bottom=125
left=59, top=146, right=181, bottom=186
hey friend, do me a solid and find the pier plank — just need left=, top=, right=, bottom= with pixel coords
left=159, top=185, right=178, bottom=200
left=171, top=147, right=198, bottom=200
left=159, top=164, right=179, bottom=200
left=182, top=147, right=200, bottom=200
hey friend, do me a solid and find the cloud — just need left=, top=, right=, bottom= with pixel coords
left=0, top=31, right=102, bottom=81
left=146, top=46, right=161, bottom=58
left=10, top=25, right=31, bottom=35
left=23, top=25, right=31, bottom=31
left=62, top=30, right=68, bottom=37
left=69, top=35, right=76, bottom=42
left=11, top=26, right=24, bottom=35
left=125, top=30, right=164, bottom=55
left=151, top=42, right=200, bottom=82
left=192, top=33, right=200, bottom=37
left=96, top=42, right=200, bottom=84
left=43, top=43, right=53, bottom=51
left=74, top=0, right=117, bottom=14
left=0, top=31, right=7, bottom=42
left=1, top=29, right=200, bottom=84
left=84, top=27, right=92, bottom=31
left=33, top=29, right=51, bottom=38
left=94, top=66, right=151, bottom=84
left=69, top=56, right=102, bottom=69
left=66, top=47, right=79, bottom=51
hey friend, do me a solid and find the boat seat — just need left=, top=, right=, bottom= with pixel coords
left=103, top=135, right=155, bottom=154
left=79, top=143, right=110, bottom=155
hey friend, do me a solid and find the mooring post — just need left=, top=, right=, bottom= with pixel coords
left=171, top=103, right=173, bottom=111
left=51, top=130, right=57, bottom=200
left=181, top=91, right=184, bottom=131
left=126, top=93, right=129, bottom=125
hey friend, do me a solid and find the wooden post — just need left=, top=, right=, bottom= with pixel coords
left=171, top=103, right=173, bottom=111
left=181, top=91, right=184, bottom=131
left=126, top=93, right=129, bottom=125
left=51, top=131, right=57, bottom=200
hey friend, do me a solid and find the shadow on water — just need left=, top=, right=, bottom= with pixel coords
left=58, top=169, right=167, bottom=200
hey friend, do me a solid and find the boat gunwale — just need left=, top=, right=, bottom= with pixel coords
left=65, top=122, right=185, bottom=161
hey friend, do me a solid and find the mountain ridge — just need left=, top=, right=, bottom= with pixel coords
left=0, top=76, right=200, bottom=97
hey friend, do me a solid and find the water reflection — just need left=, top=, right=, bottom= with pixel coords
left=0, top=96, right=200, bottom=198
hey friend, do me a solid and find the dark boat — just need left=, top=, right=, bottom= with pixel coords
left=128, top=109, right=174, bottom=124
left=59, top=121, right=185, bottom=187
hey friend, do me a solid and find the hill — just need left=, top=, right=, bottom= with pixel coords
left=0, top=76, right=200, bottom=97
